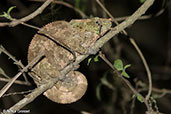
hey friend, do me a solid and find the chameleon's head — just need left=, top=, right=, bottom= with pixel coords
left=94, top=17, right=112, bottom=34
left=70, top=17, right=112, bottom=35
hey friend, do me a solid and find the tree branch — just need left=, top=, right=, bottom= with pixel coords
left=0, top=77, right=31, bottom=86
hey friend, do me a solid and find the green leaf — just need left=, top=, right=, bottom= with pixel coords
left=0, top=14, right=4, bottom=17
left=7, top=6, right=16, bottom=14
left=94, top=55, right=99, bottom=62
left=113, top=59, right=123, bottom=71
left=96, top=83, right=102, bottom=101
left=137, top=94, right=144, bottom=103
left=0, top=6, right=16, bottom=19
left=87, top=57, right=92, bottom=66
left=13, top=61, right=18, bottom=65
left=124, top=64, right=131, bottom=69
left=139, top=0, right=146, bottom=3
left=0, top=12, right=9, bottom=19
left=121, top=70, right=130, bottom=78
left=3, top=12, right=8, bottom=17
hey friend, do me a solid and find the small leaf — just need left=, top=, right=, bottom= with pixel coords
left=87, top=57, right=92, bottom=66
left=0, top=14, right=4, bottom=17
left=137, top=94, right=144, bottom=103
left=96, top=83, right=102, bottom=101
left=114, top=59, right=123, bottom=71
left=124, top=64, right=131, bottom=69
left=13, top=61, right=18, bottom=65
left=3, top=12, right=8, bottom=18
left=94, top=55, right=99, bottom=62
left=121, top=70, right=130, bottom=78
left=0, top=12, right=10, bottom=19
left=7, top=6, right=16, bottom=14
left=0, top=6, right=16, bottom=19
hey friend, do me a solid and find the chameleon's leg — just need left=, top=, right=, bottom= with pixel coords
left=29, top=71, right=42, bottom=82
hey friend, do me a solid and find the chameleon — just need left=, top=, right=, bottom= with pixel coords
left=27, top=17, right=112, bottom=104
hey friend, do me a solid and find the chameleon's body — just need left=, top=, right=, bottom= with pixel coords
left=28, top=17, right=112, bottom=104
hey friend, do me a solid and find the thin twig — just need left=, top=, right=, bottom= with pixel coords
left=2, top=89, right=34, bottom=97
left=21, top=22, right=40, bottom=30
left=0, top=77, right=31, bottom=86
left=130, top=38, right=152, bottom=100
left=130, top=79, right=139, bottom=114
left=96, top=0, right=152, bottom=101
left=0, top=69, right=10, bottom=79
left=139, top=86, right=171, bottom=97
left=27, top=0, right=88, bottom=18
left=115, top=8, right=165, bottom=22
left=4, top=0, right=154, bottom=112
left=0, top=51, right=45, bottom=98
left=152, top=87, right=171, bottom=94
left=0, top=0, right=53, bottom=27
left=130, top=96, right=136, bottom=114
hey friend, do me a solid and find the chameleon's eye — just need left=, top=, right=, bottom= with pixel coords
left=95, top=20, right=101, bottom=26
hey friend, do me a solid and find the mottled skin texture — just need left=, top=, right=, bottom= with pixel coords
left=28, top=18, right=112, bottom=104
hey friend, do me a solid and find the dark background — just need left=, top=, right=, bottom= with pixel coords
left=0, top=0, right=171, bottom=114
